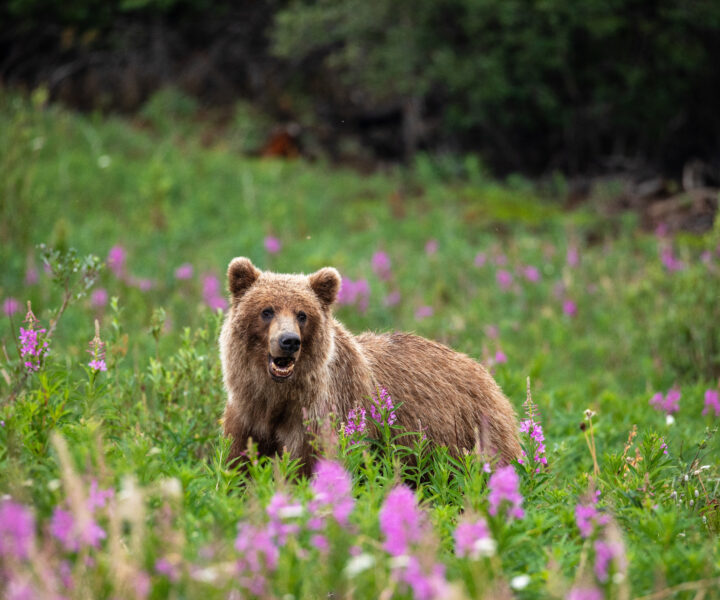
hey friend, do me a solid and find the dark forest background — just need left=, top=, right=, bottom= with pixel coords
left=3, top=0, right=720, bottom=179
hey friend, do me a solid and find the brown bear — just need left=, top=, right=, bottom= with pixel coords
left=220, top=257, right=521, bottom=473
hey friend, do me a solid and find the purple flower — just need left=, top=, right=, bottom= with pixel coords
left=87, top=324, right=107, bottom=372
left=425, top=239, right=438, bottom=255
left=345, top=407, right=367, bottom=439
left=518, top=418, right=547, bottom=469
left=0, top=499, right=35, bottom=559
left=522, top=266, right=540, bottom=282
left=415, top=306, right=433, bottom=319
left=474, top=252, right=487, bottom=267
left=702, top=389, right=720, bottom=417
left=264, top=236, right=282, bottom=254
left=563, top=299, right=577, bottom=317
left=494, top=350, right=507, bottom=364
left=575, top=502, right=609, bottom=539
left=311, top=533, right=330, bottom=554
left=398, top=556, right=447, bottom=600
left=496, top=269, right=513, bottom=290
left=235, top=522, right=278, bottom=595
left=567, top=245, right=580, bottom=268
left=372, top=251, right=392, bottom=280
left=87, top=480, right=114, bottom=511
left=594, top=539, right=624, bottom=582
left=310, top=460, right=355, bottom=527
left=454, top=517, right=494, bottom=558
left=202, top=274, right=228, bottom=311
left=384, top=291, right=401, bottom=307
left=25, top=266, right=39, bottom=285
left=3, top=297, right=20, bottom=317
left=90, top=288, right=108, bottom=308
left=155, top=557, right=179, bottom=582
left=337, top=277, right=370, bottom=313
left=487, top=465, right=524, bottom=520
left=660, top=246, right=684, bottom=271
left=650, top=387, right=681, bottom=414
left=50, top=507, right=106, bottom=551
left=134, top=278, right=154, bottom=292
left=266, top=493, right=301, bottom=544
left=567, top=586, right=603, bottom=600
left=174, top=263, right=193, bottom=280
left=370, top=388, right=397, bottom=426
left=379, top=486, right=426, bottom=556
left=107, top=245, right=127, bottom=278
left=18, top=307, right=48, bottom=372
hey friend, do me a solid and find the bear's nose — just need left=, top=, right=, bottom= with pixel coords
left=278, top=332, right=301, bottom=354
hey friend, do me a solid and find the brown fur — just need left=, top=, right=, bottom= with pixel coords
left=220, top=258, right=521, bottom=473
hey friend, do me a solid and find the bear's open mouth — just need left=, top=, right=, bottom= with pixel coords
left=268, top=354, right=296, bottom=381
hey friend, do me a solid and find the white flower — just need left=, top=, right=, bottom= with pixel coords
left=510, top=575, right=531, bottom=590
left=473, top=537, right=497, bottom=557
left=98, top=155, right=111, bottom=169
left=666, top=414, right=675, bottom=426
left=278, top=504, right=304, bottom=519
left=344, top=553, right=375, bottom=577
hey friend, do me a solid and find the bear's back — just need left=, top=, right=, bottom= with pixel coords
left=355, top=331, right=521, bottom=463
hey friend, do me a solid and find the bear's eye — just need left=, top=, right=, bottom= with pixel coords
left=297, top=311, right=307, bottom=324
left=261, top=308, right=274, bottom=321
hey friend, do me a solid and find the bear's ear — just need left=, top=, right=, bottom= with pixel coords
left=308, top=267, right=341, bottom=308
left=227, top=257, right=260, bottom=299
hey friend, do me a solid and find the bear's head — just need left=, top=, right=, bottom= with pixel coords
left=225, top=257, right=340, bottom=384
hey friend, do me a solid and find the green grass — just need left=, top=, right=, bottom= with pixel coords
left=1, top=93, right=719, bottom=599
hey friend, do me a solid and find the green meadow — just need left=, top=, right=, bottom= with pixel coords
left=1, top=93, right=719, bottom=599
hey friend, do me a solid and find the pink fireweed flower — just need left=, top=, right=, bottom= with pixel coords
left=202, top=274, right=228, bottom=311
left=379, top=485, right=426, bottom=556
left=87, top=480, right=114, bottom=511
left=702, top=389, right=720, bottom=417
left=25, top=266, right=39, bottom=285
left=494, top=350, right=507, bottom=364
left=50, top=507, right=106, bottom=551
left=454, top=517, right=494, bottom=558
left=90, top=288, right=108, bottom=308
left=4, top=297, right=20, bottom=317
left=398, top=556, right=448, bottom=600
left=311, top=534, right=330, bottom=554
left=174, top=263, right=193, bottom=280
left=134, top=277, right=154, bottom=292
left=487, top=465, right=524, bottom=520
left=87, top=321, right=107, bottom=372
left=567, top=586, right=603, bottom=600
left=337, top=277, right=370, bottom=313
left=485, top=324, right=499, bottom=339
left=0, top=499, right=35, bottom=559
left=155, top=558, right=179, bottom=582
left=310, top=460, right=355, bottom=527
left=235, top=522, right=278, bottom=595
left=264, top=236, right=282, bottom=254
left=522, top=266, right=540, bottom=282
left=496, top=269, right=513, bottom=290
left=594, top=539, right=625, bottom=582
left=107, top=245, right=127, bottom=277
left=345, top=407, right=367, bottom=440
left=369, top=387, right=397, bottom=426
left=650, top=387, right=681, bottom=414
left=384, top=290, right=401, bottom=307
left=567, top=245, right=580, bottom=268
left=19, top=305, right=48, bottom=372
left=474, top=252, right=487, bottom=267
left=372, top=251, right=392, bottom=280
left=563, top=299, right=577, bottom=317
left=415, top=306, right=433, bottom=319
left=266, top=493, right=301, bottom=544
left=493, top=253, right=508, bottom=266
left=660, top=246, right=684, bottom=272
left=425, top=239, right=438, bottom=255
left=575, top=501, right=609, bottom=538
left=518, top=418, right=547, bottom=469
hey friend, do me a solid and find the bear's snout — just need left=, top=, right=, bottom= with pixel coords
left=278, top=332, right=301, bottom=353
